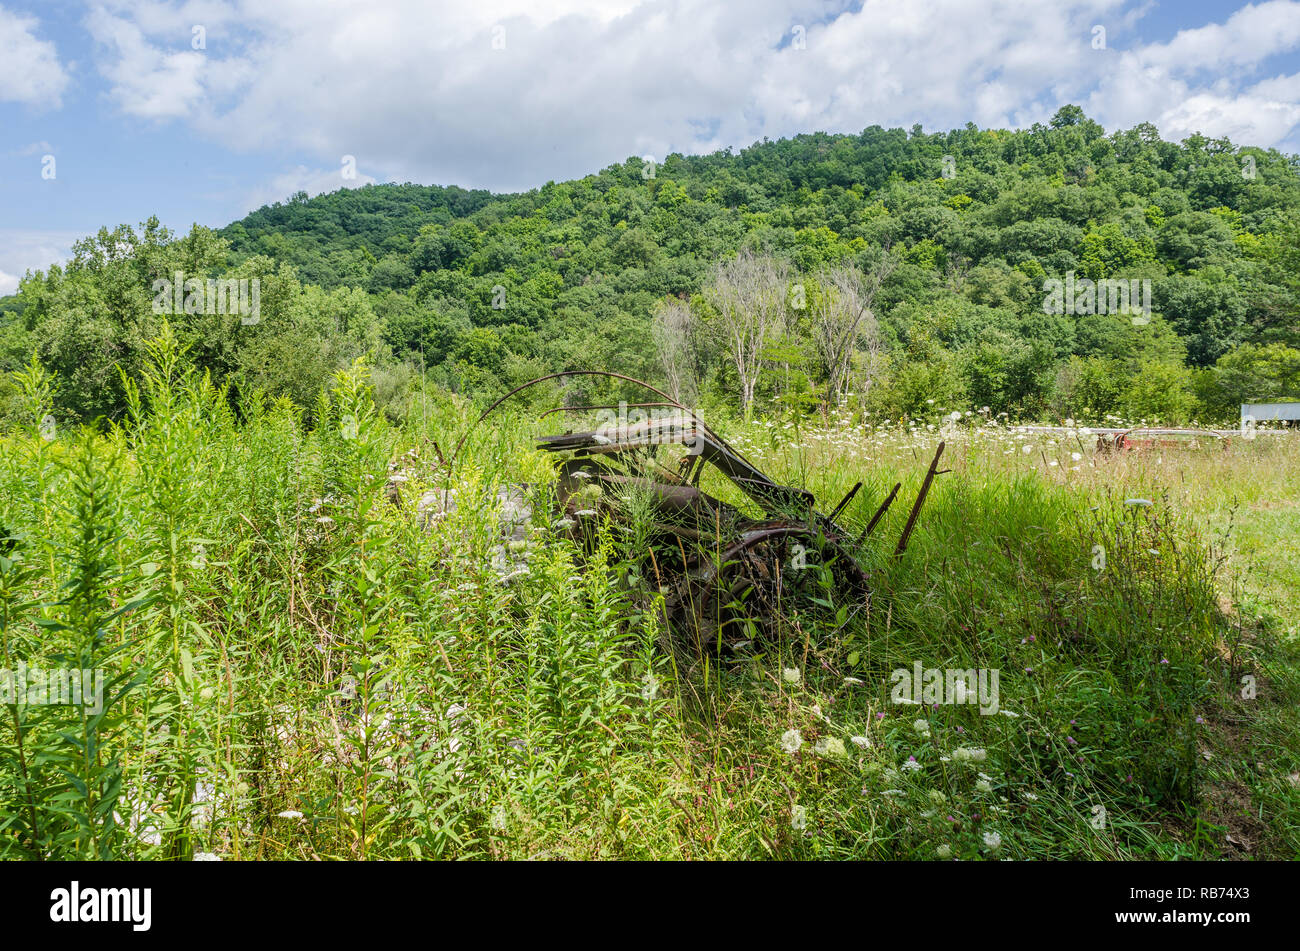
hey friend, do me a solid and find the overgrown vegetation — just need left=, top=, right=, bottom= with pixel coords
left=2, top=338, right=1294, bottom=859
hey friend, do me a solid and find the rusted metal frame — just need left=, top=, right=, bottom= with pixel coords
left=449, top=370, right=688, bottom=471
left=450, top=370, right=762, bottom=479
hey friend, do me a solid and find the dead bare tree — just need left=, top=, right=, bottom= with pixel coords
left=809, top=251, right=895, bottom=406
left=706, top=250, right=786, bottom=419
left=651, top=297, right=697, bottom=405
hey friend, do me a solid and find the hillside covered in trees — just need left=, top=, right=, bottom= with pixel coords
left=3, top=105, right=1299, bottom=426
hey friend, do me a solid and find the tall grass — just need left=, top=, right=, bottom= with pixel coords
left=0, top=335, right=1294, bottom=859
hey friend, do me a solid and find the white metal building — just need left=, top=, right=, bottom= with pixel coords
left=1241, top=402, right=1300, bottom=425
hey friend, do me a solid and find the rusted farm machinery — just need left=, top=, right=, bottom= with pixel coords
left=450, top=372, right=946, bottom=649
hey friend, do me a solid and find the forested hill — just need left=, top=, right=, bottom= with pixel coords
left=5, top=106, right=1300, bottom=425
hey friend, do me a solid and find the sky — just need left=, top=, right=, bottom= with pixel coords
left=2, top=0, right=1300, bottom=295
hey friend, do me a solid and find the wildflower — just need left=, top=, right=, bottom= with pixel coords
left=1071, top=452, right=1082, bottom=461
left=981, top=830, right=1002, bottom=851
left=781, top=729, right=803, bottom=754
left=928, top=790, right=948, bottom=805
left=936, top=843, right=953, bottom=859
left=276, top=810, right=304, bottom=820
left=1022, top=791, right=1039, bottom=802
left=193, top=852, right=221, bottom=861
left=902, top=757, right=922, bottom=772
left=952, top=747, right=987, bottom=764
left=850, top=735, right=871, bottom=749
left=815, top=736, right=847, bottom=758
left=782, top=667, right=802, bottom=685
left=975, top=779, right=993, bottom=793
left=913, top=718, right=931, bottom=736
left=791, top=804, right=807, bottom=831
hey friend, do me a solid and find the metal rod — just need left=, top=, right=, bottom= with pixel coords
left=827, top=481, right=862, bottom=522
left=856, top=482, right=900, bottom=545
left=894, top=441, right=946, bottom=558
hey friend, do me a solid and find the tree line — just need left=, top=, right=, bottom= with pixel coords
left=3, top=105, right=1298, bottom=426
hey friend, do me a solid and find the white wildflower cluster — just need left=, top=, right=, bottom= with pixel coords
left=814, top=736, right=847, bottom=758
left=951, top=746, right=988, bottom=764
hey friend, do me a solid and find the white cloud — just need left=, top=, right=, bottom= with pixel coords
left=0, top=6, right=71, bottom=108
left=6, top=140, right=55, bottom=157
left=82, top=0, right=1300, bottom=192
left=85, top=2, right=256, bottom=118
left=1135, top=0, right=1300, bottom=74
left=0, top=230, right=82, bottom=296
left=241, top=163, right=379, bottom=214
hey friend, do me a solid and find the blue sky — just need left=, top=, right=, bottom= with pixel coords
left=3, top=0, right=1300, bottom=294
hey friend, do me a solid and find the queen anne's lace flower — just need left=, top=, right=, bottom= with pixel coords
left=815, top=736, right=847, bottom=758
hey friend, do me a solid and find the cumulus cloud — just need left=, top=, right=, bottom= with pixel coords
left=0, top=6, right=71, bottom=108
left=81, top=0, right=1300, bottom=192
left=241, top=162, right=379, bottom=214
left=0, top=230, right=82, bottom=296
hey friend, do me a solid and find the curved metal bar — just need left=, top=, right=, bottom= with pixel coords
left=538, top=402, right=680, bottom=421
left=448, top=370, right=689, bottom=471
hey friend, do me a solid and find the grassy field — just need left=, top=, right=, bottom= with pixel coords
left=1, top=339, right=1297, bottom=860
